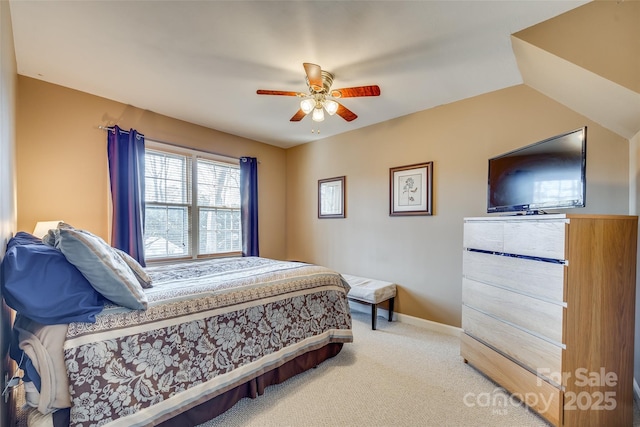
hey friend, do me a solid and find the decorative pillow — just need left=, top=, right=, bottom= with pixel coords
left=50, top=224, right=148, bottom=310
left=42, top=228, right=56, bottom=246
left=1, top=232, right=104, bottom=324
left=113, top=248, right=153, bottom=289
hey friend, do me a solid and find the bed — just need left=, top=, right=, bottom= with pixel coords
left=2, top=227, right=352, bottom=427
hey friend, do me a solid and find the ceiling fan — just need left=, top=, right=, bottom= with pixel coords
left=257, top=63, right=381, bottom=123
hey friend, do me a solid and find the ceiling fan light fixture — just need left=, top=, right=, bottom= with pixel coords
left=312, top=107, right=325, bottom=122
left=323, top=99, right=338, bottom=115
left=256, top=62, right=380, bottom=123
left=300, top=98, right=315, bottom=114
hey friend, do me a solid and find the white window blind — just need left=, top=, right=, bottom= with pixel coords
left=143, top=147, right=241, bottom=260
left=197, top=158, right=241, bottom=255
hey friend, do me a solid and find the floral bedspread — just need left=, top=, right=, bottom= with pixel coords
left=62, top=257, right=352, bottom=427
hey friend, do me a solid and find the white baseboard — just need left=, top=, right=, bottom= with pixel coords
left=395, top=312, right=462, bottom=337
left=348, top=301, right=462, bottom=337
left=634, top=378, right=640, bottom=405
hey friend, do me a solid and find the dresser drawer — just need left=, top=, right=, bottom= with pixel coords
left=464, top=218, right=567, bottom=260
left=460, top=333, right=562, bottom=427
left=463, top=278, right=564, bottom=344
left=463, top=221, right=505, bottom=252
left=462, top=305, right=562, bottom=377
left=463, top=250, right=566, bottom=303
left=503, top=220, right=566, bottom=260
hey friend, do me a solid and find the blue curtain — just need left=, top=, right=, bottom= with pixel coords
left=239, top=157, right=259, bottom=257
left=107, top=126, right=146, bottom=266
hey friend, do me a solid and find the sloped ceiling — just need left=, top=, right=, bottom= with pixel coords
left=9, top=0, right=589, bottom=148
left=512, top=0, right=640, bottom=139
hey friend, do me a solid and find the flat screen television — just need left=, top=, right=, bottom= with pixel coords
left=487, top=127, right=587, bottom=214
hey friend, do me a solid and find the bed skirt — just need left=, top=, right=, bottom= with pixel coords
left=49, top=343, right=344, bottom=427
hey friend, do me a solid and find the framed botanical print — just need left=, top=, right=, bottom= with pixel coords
left=389, top=162, right=433, bottom=216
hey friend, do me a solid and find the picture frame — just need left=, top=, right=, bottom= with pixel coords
left=389, top=162, right=433, bottom=216
left=318, top=176, right=346, bottom=218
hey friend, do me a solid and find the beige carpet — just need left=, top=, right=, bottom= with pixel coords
left=197, top=310, right=555, bottom=427
left=15, top=309, right=640, bottom=426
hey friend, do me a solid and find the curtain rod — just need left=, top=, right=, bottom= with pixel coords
left=97, top=125, right=256, bottom=163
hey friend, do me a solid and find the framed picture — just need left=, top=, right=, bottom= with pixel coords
left=318, top=176, right=345, bottom=218
left=389, top=162, right=433, bottom=216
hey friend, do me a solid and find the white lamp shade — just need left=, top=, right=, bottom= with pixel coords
left=324, top=99, right=339, bottom=115
left=312, top=107, right=325, bottom=122
left=33, top=220, right=63, bottom=238
left=300, top=98, right=315, bottom=114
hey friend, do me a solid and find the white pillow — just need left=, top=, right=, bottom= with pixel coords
left=113, top=247, right=153, bottom=289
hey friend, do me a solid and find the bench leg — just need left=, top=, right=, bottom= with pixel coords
left=371, top=304, right=377, bottom=330
left=388, top=297, right=395, bottom=322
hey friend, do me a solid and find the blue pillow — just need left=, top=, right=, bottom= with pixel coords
left=1, top=232, right=104, bottom=324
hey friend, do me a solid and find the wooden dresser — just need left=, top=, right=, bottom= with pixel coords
left=460, top=214, right=637, bottom=426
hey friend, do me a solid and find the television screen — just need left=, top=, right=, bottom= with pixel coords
left=487, top=127, right=586, bottom=214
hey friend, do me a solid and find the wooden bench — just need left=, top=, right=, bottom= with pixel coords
left=342, top=274, right=397, bottom=330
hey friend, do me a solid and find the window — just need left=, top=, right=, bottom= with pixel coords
left=143, top=143, right=241, bottom=260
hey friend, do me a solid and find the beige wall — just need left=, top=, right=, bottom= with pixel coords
left=1, top=0, right=17, bottom=424
left=286, top=84, right=629, bottom=327
left=16, top=77, right=288, bottom=260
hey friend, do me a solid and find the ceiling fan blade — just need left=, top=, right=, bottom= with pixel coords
left=290, top=109, right=308, bottom=122
left=303, top=63, right=323, bottom=91
left=331, top=85, right=380, bottom=98
left=336, top=103, right=358, bottom=122
left=257, top=90, right=301, bottom=96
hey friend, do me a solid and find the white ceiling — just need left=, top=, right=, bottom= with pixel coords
left=9, top=0, right=588, bottom=149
